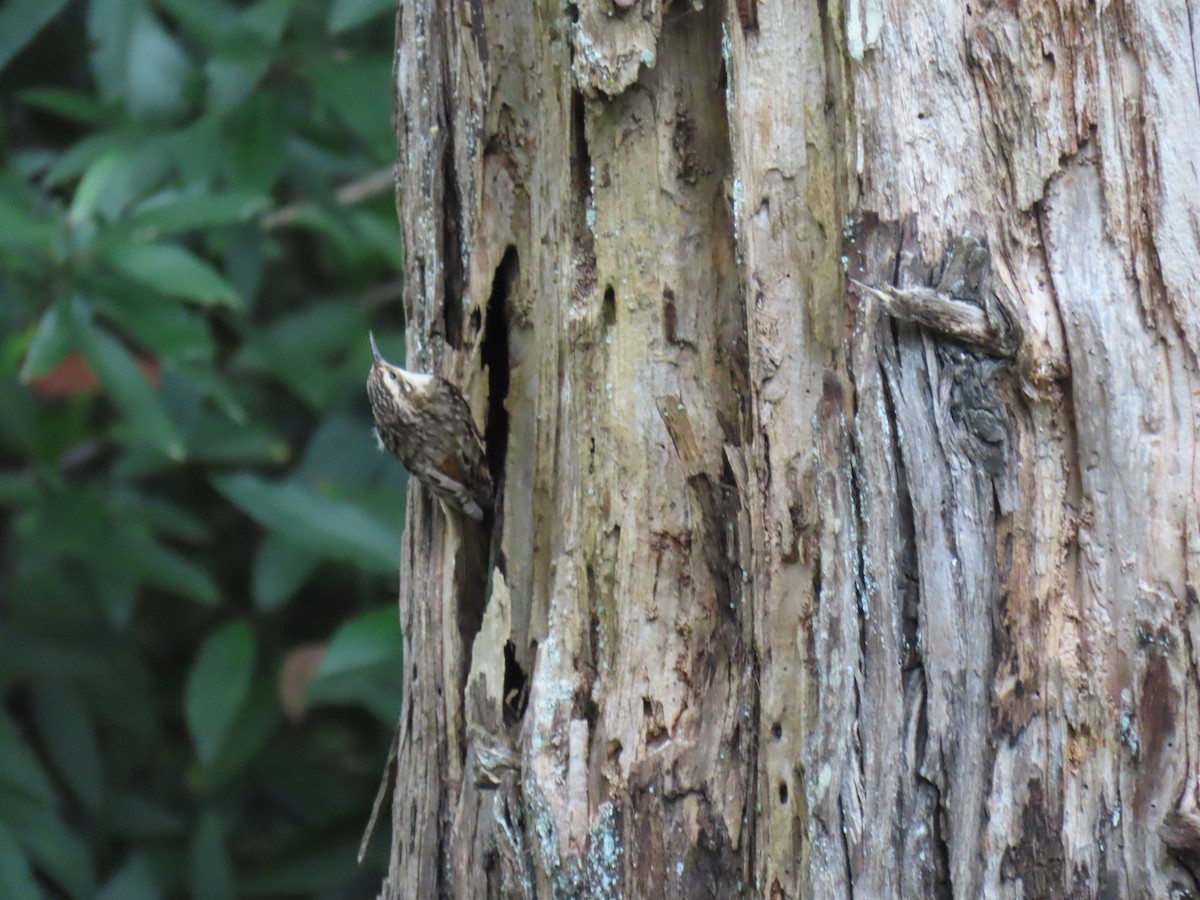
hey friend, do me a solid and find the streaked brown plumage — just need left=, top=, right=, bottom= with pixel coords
left=366, top=333, right=492, bottom=521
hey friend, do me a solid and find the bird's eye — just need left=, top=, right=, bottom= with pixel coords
left=388, top=371, right=397, bottom=382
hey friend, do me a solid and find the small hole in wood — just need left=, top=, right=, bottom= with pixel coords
left=502, top=640, right=529, bottom=727
left=662, top=286, right=677, bottom=344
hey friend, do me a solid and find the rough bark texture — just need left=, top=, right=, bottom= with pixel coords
left=385, top=0, right=1200, bottom=896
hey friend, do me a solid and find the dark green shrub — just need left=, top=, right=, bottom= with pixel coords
left=0, top=1, right=406, bottom=895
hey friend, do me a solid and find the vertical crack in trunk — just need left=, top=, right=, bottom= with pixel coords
left=441, top=112, right=464, bottom=350
left=483, top=247, right=516, bottom=503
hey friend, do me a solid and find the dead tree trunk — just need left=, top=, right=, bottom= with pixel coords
left=384, top=0, right=1200, bottom=896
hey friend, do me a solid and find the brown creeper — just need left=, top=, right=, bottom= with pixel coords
left=366, top=333, right=493, bottom=521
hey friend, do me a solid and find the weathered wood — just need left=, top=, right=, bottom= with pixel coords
left=385, top=0, right=1200, bottom=896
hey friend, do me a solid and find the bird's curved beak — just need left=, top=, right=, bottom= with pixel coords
left=369, top=331, right=383, bottom=363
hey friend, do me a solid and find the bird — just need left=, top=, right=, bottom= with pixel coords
left=366, top=332, right=493, bottom=521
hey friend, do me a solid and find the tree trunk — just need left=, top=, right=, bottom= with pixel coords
left=384, top=0, right=1200, bottom=896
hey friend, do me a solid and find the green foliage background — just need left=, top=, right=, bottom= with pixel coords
left=0, top=0, right=408, bottom=895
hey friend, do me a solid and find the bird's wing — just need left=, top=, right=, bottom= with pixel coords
left=433, top=376, right=493, bottom=502
left=415, top=459, right=485, bottom=521
left=433, top=377, right=485, bottom=440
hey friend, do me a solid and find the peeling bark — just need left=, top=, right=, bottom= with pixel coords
left=384, top=0, right=1200, bottom=896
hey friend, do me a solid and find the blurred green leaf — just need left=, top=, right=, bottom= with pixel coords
left=0, top=193, right=56, bottom=252
left=298, top=414, right=401, bottom=487
left=88, top=0, right=142, bottom=103
left=31, top=681, right=104, bottom=812
left=153, top=0, right=239, bottom=50
left=313, top=607, right=400, bottom=678
left=0, top=0, right=71, bottom=74
left=1, top=787, right=95, bottom=898
left=95, top=293, right=216, bottom=363
left=125, top=10, right=194, bottom=121
left=129, top=191, right=271, bottom=237
left=205, top=59, right=261, bottom=112
left=0, top=473, right=38, bottom=506
left=95, top=572, right=138, bottom=627
left=351, top=206, right=404, bottom=269
left=97, top=855, right=162, bottom=900
left=189, top=810, right=235, bottom=900
left=17, top=88, right=112, bottom=126
left=127, top=536, right=220, bottom=605
left=9, top=148, right=56, bottom=182
left=307, top=608, right=402, bottom=721
left=177, top=0, right=291, bottom=112
left=239, top=834, right=371, bottom=896
left=14, top=487, right=218, bottom=605
left=0, top=335, right=24, bottom=382
left=235, top=304, right=366, bottom=408
left=185, top=620, right=257, bottom=766
left=212, top=473, right=397, bottom=573
left=0, top=712, right=57, bottom=805
left=193, top=679, right=280, bottom=788
left=69, top=142, right=173, bottom=223
left=252, top=534, right=319, bottom=611
left=0, top=376, right=82, bottom=458
left=328, top=0, right=394, bottom=34
left=0, top=822, right=40, bottom=900
left=75, top=318, right=184, bottom=459
left=170, top=359, right=247, bottom=424
left=19, top=301, right=72, bottom=382
left=70, top=150, right=135, bottom=222
left=243, top=0, right=297, bottom=41
left=221, top=221, right=265, bottom=302
left=308, top=57, right=394, bottom=160
left=103, top=793, right=188, bottom=841
left=0, top=623, right=113, bottom=686
left=108, top=243, right=241, bottom=307
left=185, top=416, right=288, bottom=465
left=305, top=657, right=401, bottom=723
left=44, top=129, right=141, bottom=188
left=222, top=94, right=288, bottom=191
left=169, top=115, right=225, bottom=186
